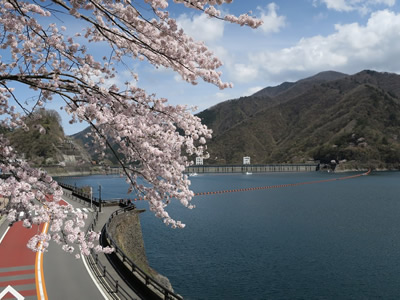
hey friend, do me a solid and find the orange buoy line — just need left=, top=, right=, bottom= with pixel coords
left=193, top=169, right=371, bottom=197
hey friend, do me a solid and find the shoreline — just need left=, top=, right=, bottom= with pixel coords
left=334, top=167, right=399, bottom=173
left=44, top=167, right=108, bottom=177
left=49, top=168, right=400, bottom=178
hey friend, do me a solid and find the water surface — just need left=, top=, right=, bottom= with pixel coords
left=57, top=171, right=400, bottom=300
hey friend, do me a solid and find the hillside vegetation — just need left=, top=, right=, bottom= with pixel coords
left=198, top=70, right=400, bottom=170
left=63, top=70, right=400, bottom=171
left=6, top=109, right=91, bottom=167
left=71, top=126, right=121, bottom=166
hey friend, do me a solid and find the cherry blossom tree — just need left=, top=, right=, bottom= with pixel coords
left=0, top=0, right=262, bottom=255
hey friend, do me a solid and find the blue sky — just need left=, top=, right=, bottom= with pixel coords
left=136, top=0, right=400, bottom=114
left=5, top=0, right=400, bottom=134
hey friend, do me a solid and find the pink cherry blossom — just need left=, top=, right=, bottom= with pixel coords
left=0, top=0, right=262, bottom=255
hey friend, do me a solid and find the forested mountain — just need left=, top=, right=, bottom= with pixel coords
left=69, top=70, right=400, bottom=170
left=5, top=109, right=91, bottom=167
left=197, top=70, right=400, bottom=170
left=70, top=126, right=121, bottom=165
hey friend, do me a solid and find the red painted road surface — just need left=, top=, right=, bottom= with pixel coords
left=0, top=221, right=43, bottom=299
left=0, top=196, right=68, bottom=299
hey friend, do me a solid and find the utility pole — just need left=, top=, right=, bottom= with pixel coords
left=98, top=185, right=102, bottom=212
left=90, top=186, right=93, bottom=209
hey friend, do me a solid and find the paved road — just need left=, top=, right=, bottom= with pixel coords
left=44, top=197, right=106, bottom=300
left=0, top=221, right=42, bottom=299
left=0, top=197, right=107, bottom=300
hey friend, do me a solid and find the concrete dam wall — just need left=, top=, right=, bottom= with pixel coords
left=186, top=163, right=319, bottom=174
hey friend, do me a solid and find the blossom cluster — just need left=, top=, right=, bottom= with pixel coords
left=0, top=135, right=112, bottom=254
left=0, top=0, right=261, bottom=253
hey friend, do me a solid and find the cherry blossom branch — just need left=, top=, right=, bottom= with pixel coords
left=0, top=0, right=262, bottom=253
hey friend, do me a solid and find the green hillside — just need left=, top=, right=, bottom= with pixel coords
left=198, top=70, right=400, bottom=170
left=6, top=109, right=91, bottom=167
left=69, top=70, right=400, bottom=170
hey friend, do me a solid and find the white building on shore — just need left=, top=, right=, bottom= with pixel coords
left=195, top=157, right=204, bottom=165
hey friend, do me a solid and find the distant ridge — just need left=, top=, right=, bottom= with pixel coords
left=197, top=70, right=400, bottom=170
left=70, top=70, right=400, bottom=170
left=252, top=71, right=348, bottom=98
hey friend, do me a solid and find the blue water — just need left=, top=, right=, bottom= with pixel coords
left=57, top=171, right=400, bottom=299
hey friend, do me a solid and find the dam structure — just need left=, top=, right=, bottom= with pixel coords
left=186, top=163, right=319, bottom=174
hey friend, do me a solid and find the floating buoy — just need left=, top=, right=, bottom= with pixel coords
left=193, top=169, right=370, bottom=197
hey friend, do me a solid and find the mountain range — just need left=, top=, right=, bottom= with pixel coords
left=24, top=69, right=398, bottom=171
left=196, top=70, right=400, bottom=170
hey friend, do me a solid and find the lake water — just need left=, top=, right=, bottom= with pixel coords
left=57, top=171, right=400, bottom=300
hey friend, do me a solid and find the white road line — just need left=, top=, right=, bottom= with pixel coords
left=0, top=226, right=10, bottom=245
left=82, top=208, right=88, bottom=212
left=76, top=208, right=82, bottom=213
left=62, top=193, right=108, bottom=299
left=0, top=286, right=24, bottom=300
left=81, top=252, right=109, bottom=300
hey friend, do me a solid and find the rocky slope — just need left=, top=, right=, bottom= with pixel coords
left=107, top=210, right=173, bottom=290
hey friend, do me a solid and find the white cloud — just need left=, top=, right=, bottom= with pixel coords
left=174, top=73, right=185, bottom=83
left=215, top=92, right=230, bottom=100
left=314, top=12, right=328, bottom=21
left=258, top=3, right=286, bottom=34
left=177, top=13, right=225, bottom=43
left=231, top=63, right=259, bottom=83
left=213, top=46, right=231, bottom=65
left=246, top=9, right=400, bottom=82
left=317, top=0, right=395, bottom=13
left=244, top=86, right=264, bottom=96
left=320, top=0, right=354, bottom=11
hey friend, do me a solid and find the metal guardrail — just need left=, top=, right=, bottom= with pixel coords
left=0, top=173, right=11, bottom=179
left=103, top=207, right=183, bottom=300
left=61, top=183, right=183, bottom=299
left=85, top=211, right=135, bottom=300
left=57, top=182, right=121, bottom=207
left=58, top=182, right=100, bottom=204
left=60, top=187, right=134, bottom=299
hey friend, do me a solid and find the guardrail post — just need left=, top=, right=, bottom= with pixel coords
left=95, top=254, right=98, bottom=264
left=103, top=265, right=106, bottom=277
left=115, top=280, right=119, bottom=293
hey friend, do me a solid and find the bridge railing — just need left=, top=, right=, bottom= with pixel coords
left=102, top=207, right=183, bottom=300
